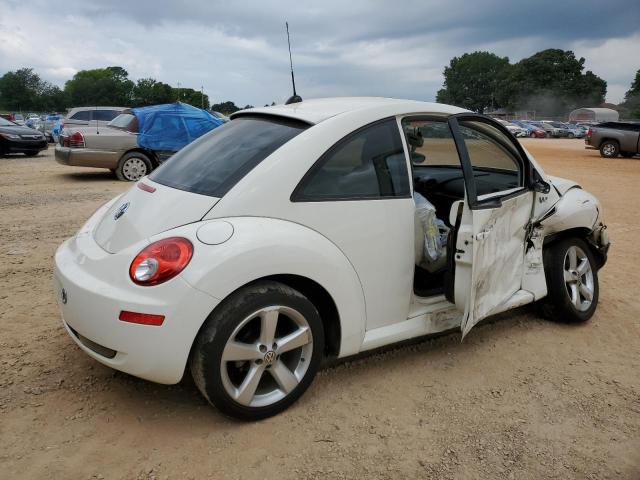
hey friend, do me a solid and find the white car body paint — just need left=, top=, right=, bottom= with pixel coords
left=53, top=97, right=610, bottom=385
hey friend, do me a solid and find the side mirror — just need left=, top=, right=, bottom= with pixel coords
left=533, top=178, right=551, bottom=194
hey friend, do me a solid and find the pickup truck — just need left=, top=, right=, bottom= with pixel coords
left=585, top=121, right=640, bottom=158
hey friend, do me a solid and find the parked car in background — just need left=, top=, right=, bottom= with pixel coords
left=55, top=102, right=224, bottom=180
left=62, top=106, right=127, bottom=131
left=559, top=123, right=586, bottom=139
left=496, top=119, right=528, bottom=137
left=0, top=116, right=48, bottom=156
left=53, top=98, right=610, bottom=420
left=12, top=113, right=25, bottom=126
left=511, top=120, right=546, bottom=138
left=531, top=121, right=565, bottom=138
left=585, top=121, right=640, bottom=158
left=210, top=111, right=230, bottom=122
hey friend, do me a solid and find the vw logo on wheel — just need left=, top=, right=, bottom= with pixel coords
left=263, top=350, right=276, bottom=366
left=114, top=202, right=130, bottom=220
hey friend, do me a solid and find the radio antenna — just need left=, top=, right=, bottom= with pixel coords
left=285, top=21, right=302, bottom=105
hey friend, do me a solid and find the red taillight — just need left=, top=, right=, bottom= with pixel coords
left=129, top=237, right=193, bottom=286
left=119, top=310, right=165, bottom=326
left=587, top=128, right=593, bottom=138
left=137, top=182, right=156, bottom=193
left=63, top=131, right=85, bottom=148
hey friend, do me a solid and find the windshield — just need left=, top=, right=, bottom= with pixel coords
left=108, top=113, right=135, bottom=130
left=0, top=117, right=16, bottom=127
left=150, top=115, right=309, bottom=197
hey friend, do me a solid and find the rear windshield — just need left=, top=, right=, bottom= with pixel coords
left=109, top=113, right=135, bottom=129
left=149, top=116, right=309, bottom=197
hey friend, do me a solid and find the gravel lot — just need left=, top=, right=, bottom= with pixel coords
left=1, top=140, right=638, bottom=479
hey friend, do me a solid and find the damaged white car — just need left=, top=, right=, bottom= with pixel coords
left=54, top=98, right=610, bottom=420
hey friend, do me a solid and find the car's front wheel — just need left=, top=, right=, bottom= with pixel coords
left=540, top=237, right=599, bottom=323
left=600, top=140, right=619, bottom=158
left=190, top=281, right=325, bottom=420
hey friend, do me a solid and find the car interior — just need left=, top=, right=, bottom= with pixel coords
left=404, top=118, right=522, bottom=299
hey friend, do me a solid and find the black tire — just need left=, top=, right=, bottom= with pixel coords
left=568, top=133, right=575, bottom=139
left=24, top=151, right=39, bottom=157
left=539, top=237, right=599, bottom=323
left=115, top=151, right=152, bottom=181
left=620, top=151, right=635, bottom=158
left=599, top=140, right=619, bottom=158
left=190, top=281, right=325, bottom=420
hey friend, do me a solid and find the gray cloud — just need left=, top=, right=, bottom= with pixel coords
left=1, top=0, right=638, bottom=105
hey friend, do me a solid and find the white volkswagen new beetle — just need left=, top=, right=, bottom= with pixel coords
left=54, top=98, right=610, bottom=419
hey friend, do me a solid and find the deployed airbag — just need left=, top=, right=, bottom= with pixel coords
left=414, top=193, right=448, bottom=272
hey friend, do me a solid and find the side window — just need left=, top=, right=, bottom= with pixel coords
left=402, top=119, right=460, bottom=167
left=458, top=120, right=523, bottom=195
left=94, top=110, right=120, bottom=122
left=70, top=110, right=91, bottom=121
left=295, top=119, right=409, bottom=200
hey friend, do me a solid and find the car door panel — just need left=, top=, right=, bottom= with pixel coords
left=446, top=114, right=534, bottom=337
left=459, top=191, right=533, bottom=336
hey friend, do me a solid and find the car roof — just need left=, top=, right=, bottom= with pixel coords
left=231, top=97, right=467, bottom=125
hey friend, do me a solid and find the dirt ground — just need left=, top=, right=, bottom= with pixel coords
left=0, top=140, right=638, bottom=480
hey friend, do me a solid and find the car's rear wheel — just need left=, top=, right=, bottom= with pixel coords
left=540, top=237, right=599, bottom=323
left=190, top=281, right=324, bottom=420
left=115, top=152, right=152, bottom=181
left=600, top=140, right=619, bottom=158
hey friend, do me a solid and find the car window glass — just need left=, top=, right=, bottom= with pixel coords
left=109, top=113, right=135, bottom=129
left=95, top=110, right=120, bottom=121
left=458, top=120, right=522, bottom=190
left=402, top=120, right=460, bottom=167
left=70, top=110, right=91, bottom=121
left=150, top=116, right=308, bottom=197
left=297, top=119, right=409, bottom=200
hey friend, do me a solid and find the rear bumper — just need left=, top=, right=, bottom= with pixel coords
left=53, top=229, right=220, bottom=384
left=55, top=145, right=121, bottom=169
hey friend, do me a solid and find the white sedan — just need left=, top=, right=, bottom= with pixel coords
left=54, top=97, right=610, bottom=420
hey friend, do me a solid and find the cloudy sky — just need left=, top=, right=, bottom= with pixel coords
left=1, top=0, right=639, bottom=106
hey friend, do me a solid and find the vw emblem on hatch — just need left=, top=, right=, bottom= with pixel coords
left=114, top=202, right=130, bottom=220
left=61, top=288, right=68, bottom=305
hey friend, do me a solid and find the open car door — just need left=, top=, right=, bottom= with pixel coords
left=445, top=114, right=536, bottom=338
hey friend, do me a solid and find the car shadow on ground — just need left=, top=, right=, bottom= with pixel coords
left=59, top=171, right=119, bottom=182
left=65, top=304, right=583, bottom=426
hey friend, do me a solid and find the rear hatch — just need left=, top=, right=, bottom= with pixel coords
left=94, top=179, right=218, bottom=253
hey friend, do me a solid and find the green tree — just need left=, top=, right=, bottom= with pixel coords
left=172, top=87, right=209, bottom=109
left=210, top=101, right=240, bottom=115
left=0, top=68, right=43, bottom=111
left=436, top=52, right=511, bottom=113
left=133, top=78, right=174, bottom=106
left=503, top=49, right=606, bottom=116
left=64, top=66, right=134, bottom=106
left=623, top=69, right=640, bottom=119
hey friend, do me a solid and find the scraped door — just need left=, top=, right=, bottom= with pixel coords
left=447, top=115, right=534, bottom=337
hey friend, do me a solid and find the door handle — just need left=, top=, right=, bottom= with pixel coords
left=475, top=227, right=492, bottom=241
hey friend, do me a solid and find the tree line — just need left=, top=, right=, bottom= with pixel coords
left=436, top=48, right=639, bottom=119
left=0, top=66, right=215, bottom=112
left=2, top=50, right=639, bottom=119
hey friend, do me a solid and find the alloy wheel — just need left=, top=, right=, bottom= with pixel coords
left=602, top=144, right=616, bottom=157
left=563, top=245, right=594, bottom=312
left=220, top=305, right=313, bottom=407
